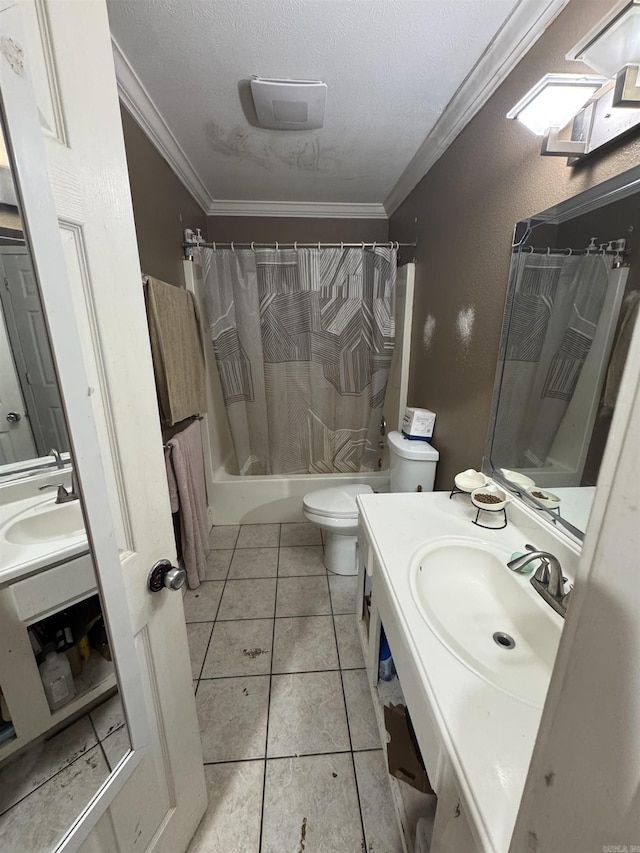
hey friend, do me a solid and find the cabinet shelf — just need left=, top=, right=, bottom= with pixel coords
left=357, top=618, right=436, bottom=853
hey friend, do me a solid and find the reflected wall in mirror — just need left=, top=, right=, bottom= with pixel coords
left=0, top=94, right=131, bottom=850
left=486, top=166, right=640, bottom=541
left=0, top=130, right=70, bottom=471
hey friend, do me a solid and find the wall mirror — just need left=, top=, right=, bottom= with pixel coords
left=0, top=87, right=131, bottom=851
left=485, top=165, right=640, bottom=542
left=0, top=124, right=70, bottom=475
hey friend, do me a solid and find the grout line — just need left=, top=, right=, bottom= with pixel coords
left=198, top=665, right=340, bottom=681
left=0, top=739, right=107, bottom=819
left=194, top=543, right=232, bottom=681
left=203, top=748, right=355, bottom=767
left=327, top=577, right=369, bottom=851
left=257, top=539, right=280, bottom=852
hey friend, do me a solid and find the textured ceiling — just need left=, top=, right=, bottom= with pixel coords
left=107, top=0, right=522, bottom=205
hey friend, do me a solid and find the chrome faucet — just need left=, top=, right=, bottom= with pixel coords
left=54, top=468, right=80, bottom=503
left=508, top=544, right=570, bottom=618
left=40, top=449, right=80, bottom=503
left=49, top=447, right=64, bottom=470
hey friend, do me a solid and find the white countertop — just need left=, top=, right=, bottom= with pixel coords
left=0, top=491, right=88, bottom=583
left=358, top=490, right=578, bottom=853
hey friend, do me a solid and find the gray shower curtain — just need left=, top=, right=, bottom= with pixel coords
left=492, top=251, right=611, bottom=469
left=200, top=245, right=397, bottom=475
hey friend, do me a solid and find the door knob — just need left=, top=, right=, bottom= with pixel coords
left=148, top=559, right=186, bottom=592
left=6, top=412, right=21, bottom=423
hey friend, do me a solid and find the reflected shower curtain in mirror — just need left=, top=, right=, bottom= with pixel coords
left=492, top=252, right=611, bottom=468
left=200, top=246, right=397, bottom=475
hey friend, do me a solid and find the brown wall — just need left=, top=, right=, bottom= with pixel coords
left=389, top=0, right=640, bottom=490
left=207, top=216, right=388, bottom=243
left=121, top=106, right=207, bottom=287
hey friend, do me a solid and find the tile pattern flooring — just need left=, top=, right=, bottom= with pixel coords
left=187, top=522, right=403, bottom=853
left=0, top=693, right=128, bottom=851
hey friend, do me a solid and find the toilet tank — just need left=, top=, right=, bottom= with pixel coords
left=387, top=430, right=439, bottom=493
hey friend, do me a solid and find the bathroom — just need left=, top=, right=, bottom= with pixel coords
left=0, top=0, right=638, bottom=851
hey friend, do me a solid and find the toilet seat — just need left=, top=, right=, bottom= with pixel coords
left=303, top=484, right=373, bottom=519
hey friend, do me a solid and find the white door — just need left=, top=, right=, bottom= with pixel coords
left=0, top=2, right=206, bottom=851
left=0, top=247, right=67, bottom=454
left=0, top=300, right=36, bottom=463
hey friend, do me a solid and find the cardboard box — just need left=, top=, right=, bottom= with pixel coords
left=401, top=407, right=436, bottom=441
left=384, top=703, right=434, bottom=794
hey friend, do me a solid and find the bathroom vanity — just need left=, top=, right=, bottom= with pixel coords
left=0, top=475, right=116, bottom=765
left=356, top=490, right=579, bottom=853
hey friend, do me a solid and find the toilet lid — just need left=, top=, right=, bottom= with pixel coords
left=303, top=484, right=373, bottom=519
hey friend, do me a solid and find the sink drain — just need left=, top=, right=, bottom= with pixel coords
left=493, top=631, right=516, bottom=650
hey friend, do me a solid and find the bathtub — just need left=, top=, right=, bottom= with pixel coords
left=208, top=456, right=390, bottom=525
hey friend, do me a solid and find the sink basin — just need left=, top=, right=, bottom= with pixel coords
left=3, top=499, right=85, bottom=545
left=409, top=537, right=562, bottom=706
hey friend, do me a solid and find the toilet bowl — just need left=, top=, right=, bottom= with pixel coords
left=303, top=484, right=374, bottom=575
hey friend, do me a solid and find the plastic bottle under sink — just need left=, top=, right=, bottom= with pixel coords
left=39, top=651, right=75, bottom=711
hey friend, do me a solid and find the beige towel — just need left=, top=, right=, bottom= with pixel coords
left=167, top=421, right=209, bottom=589
left=145, top=276, right=207, bottom=426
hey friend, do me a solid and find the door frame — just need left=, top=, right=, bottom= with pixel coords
left=0, top=4, right=152, bottom=848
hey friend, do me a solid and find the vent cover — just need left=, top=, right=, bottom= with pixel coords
left=250, top=77, right=327, bottom=130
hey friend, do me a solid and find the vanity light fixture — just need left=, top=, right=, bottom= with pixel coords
left=508, top=1, right=640, bottom=164
left=506, top=74, right=606, bottom=137
left=568, top=0, right=640, bottom=106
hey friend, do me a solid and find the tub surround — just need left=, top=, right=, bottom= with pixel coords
left=356, top=490, right=579, bottom=852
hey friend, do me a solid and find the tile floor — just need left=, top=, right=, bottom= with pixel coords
left=0, top=692, right=129, bottom=851
left=186, top=522, right=404, bottom=853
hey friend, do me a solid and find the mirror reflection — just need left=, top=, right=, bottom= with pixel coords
left=488, top=178, right=639, bottom=538
left=0, top=105, right=131, bottom=850
left=0, top=129, right=70, bottom=473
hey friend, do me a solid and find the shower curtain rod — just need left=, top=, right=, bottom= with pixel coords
left=183, top=239, right=415, bottom=253
left=515, top=246, right=629, bottom=257
left=513, top=236, right=628, bottom=257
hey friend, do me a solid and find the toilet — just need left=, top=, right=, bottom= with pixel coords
left=303, top=431, right=439, bottom=575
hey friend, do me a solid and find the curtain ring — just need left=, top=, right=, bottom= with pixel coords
left=526, top=246, right=534, bottom=254
left=212, top=242, right=216, bottom=251
left=230, top=241, right=235, bottom=252
left=565, top=248, right=572, bottom=255
left=294, top=241, right=297, bottom=250
left=361, top=242, right=365, bottom=250
left=372, top=242, right=377, bottom=250
left=318, top=241, right=321, bottom=250
left=546, top=247, right=551, bottom=256
left=340, top=242, right=344, bottom=251
left=251, top=241, right=255, bottom=251
left=275, top=241, right=279, bottom=251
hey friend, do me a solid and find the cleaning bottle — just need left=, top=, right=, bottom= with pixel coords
left=39, top=651, right=75, bottom=711
left=378, top=628, right=396, bottom=682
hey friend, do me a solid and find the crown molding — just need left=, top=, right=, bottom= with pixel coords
left=111, top=37, right=213, bottom=214
left=206, top=200, right=387, bottom=219
left=384, top=0, right=572, bottom=216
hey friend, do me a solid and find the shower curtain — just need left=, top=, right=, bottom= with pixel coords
left=492, top=251, right=611, bottom=469
left=200, top=245, right=397, bottom=475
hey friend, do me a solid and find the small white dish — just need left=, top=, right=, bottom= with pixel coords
left=500, top=468, right=536, bottom=490
left=454, top=469, right=489, bottom=493
left=471, top=484, right=511, bottom=512
left=526, top=487, right=561, bottom=509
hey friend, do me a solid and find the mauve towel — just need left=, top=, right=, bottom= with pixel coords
left=164, top=447, right=179, bottom=513
left=167, top=421, right=209, bottom=588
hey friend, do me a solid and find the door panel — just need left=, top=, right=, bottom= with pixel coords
left=0, top=247, right=67, bottom=454
left=0, top=2, right=206, bottom=850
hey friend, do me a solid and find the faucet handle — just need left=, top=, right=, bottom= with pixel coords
left=533, top=558, right=550, bottom=585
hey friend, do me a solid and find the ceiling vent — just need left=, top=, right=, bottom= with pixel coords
left=250, top=77, right=327, bottom=130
